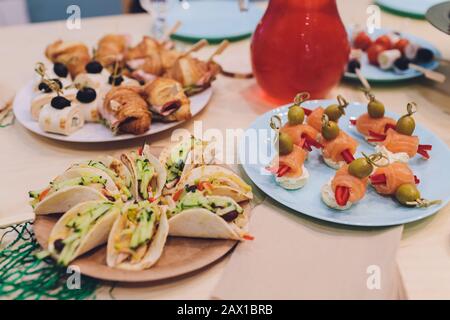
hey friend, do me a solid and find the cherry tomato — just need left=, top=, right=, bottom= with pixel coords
left=367, top=44, right=385, bottom=66
left=375, top=35, right=392, bottom=50
left=353, top=32, right=372, bottom=51
left=393, top=38, right=410, bottom=54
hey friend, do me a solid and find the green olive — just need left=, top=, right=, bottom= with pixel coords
left=325, top=104, right=343, bottom=122
left=368, top=99, right=385, bottom=118
left=348, top=158, right=373, bottom=179
left=288, top=105, right=305, bottom=125
left=396, top=115, right=415, bottom=136
left=395, top=184, right=421, bottom=206
left=278, top=132, right=294, bottom=155
left=322, top=121, right=340, bottom=140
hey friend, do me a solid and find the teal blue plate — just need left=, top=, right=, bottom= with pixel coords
left=167, top=0, right=264, bottom=43
left=239, top=100, right=450, bottom=227
left=375, top=0, right=444, bottom=19
left=344, top=27, right=441, bottom=83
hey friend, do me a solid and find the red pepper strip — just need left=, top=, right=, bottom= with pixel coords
left=341, top=149, right=355, bottom=164
left=370, top=173, right=387, bottom=185
left=384, top=123, right=396, bottom=132
left=243, top=234, right=255, bottom=240
left=303, top=140, right=312, bottom=152
left=414, top=175, right=420, bottom=184
left=277, top=165, right=290, bottom=177
left=335, top=186, right=350, bottom=206
left=302, top=107, right=312, bottom=116
left=349, top=119, right=357, bottom=125
left=367, top=130, right=386, bottom=142
left=301, top=133, right=323, bottom=149
left=418, top=144, right=432, bottom=151
left=417, top=148, right=430, bottom=159
left=172, top=189, right=183, bottom=201
left=39, top=188, right=51, bottom=201
left=148, top=197, right=156, bottom=203
left=137, top=146, right=143, bottom=156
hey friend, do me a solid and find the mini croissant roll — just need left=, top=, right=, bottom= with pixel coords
left=163, top=56, right=221, bottom=88
left=45, top=40, right=91, bottom=77
left=125, top=37, right=166, bottom=80
left=96, top=34, right=130, bottom=68
left=101, top=86, right=151, bottom=135
left=143, top=77, right=191, bottom=122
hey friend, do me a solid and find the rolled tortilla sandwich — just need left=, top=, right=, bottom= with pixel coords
left=30, top=166, right=121, bottom=215
left=48, top=200, right=120, bottom=266
left=121, top=144, right=166, bottom=201
left=70, top=156, right=134, bottom=202
left=31, top=89, right=77, bottom=121
left=168, top=190, right=249, bottom=240
left=38, top=103, right=84, bottom=136
left=174, top=165, right=253, bottom=203
left=107, top=201, right=168, bottom=270
left=159, top=136, right=215, bottom=194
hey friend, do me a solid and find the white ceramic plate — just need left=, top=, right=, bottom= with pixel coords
left=13, top=80, right=212, bottom=143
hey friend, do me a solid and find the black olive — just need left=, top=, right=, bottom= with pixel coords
left=38, top=82, right=52, bottom=93
left=347, top=59, right=361, bottom=74
left=53, top=63, right=68, bottom=78
left=53, top=239, right=65, bottom=253
left=51, top=96, right=71, bottom=109
left=415, top=48, right=434, bottom=63
left=185, top=184, right=197, bottom=193
left=76, top=87, right=97, bottom=103
left=221, top=210, right=239, bottom=222
left=86, top=60, right=103, bottom=74
left=394, top=57, right=410, bottom=71
left=108, top=75, right=124, bottom=86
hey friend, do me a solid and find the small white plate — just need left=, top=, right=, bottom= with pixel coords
left=13, top=80, right=212, bottom=143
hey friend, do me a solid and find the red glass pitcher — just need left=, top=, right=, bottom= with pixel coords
left=251, top=0, right=350, bottom=103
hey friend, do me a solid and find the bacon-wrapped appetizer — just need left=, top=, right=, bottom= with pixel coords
left=321, top=153, right=381, bottom=210
left=45, top=40, right=91, bottom=78
left=318, top=115, right=358, bottom=169
left=101, top=86, right=151, bottom=135
left=350, top=92, right=396, bottom=142
left=142, top=77, right=191, bottom=122
left=370, top=103, right=432, bottom=162
left=96, top=34, right=130, bottom=68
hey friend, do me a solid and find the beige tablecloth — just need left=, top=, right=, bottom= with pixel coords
left=0, top=0, right=449, bottom=299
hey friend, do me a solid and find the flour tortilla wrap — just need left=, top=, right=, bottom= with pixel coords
left=48, top=200, right=120, bottom=266
left=121, top=144, right=166, bottom=201
left=176, top=165, right=253, bottom=203
left=107, top=201, right=168, bottom=271
left=168, top=192, right=249, bottom=240
left=159, top=136, right=215, bottom=194
left=78, top=98, right=101, bottom=122
left=31, top=167, right=120, bottom=215
left=31, top=89, right=77, bottom=121
left=38, top=103, right=84, bottom=135
left=70, top=156, right=134, bottom=201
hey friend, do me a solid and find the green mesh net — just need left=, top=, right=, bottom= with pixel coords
left=0, top=222, right=99, bottom=300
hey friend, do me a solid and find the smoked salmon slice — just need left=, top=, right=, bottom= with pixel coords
left=331, top=165, right=368, bottom=203
left=306, top=107, right=325, bottom=131
left=275, top=145, right=307, bottom=178
left=355, top=113, right=396, bottom=137
left=370, top=162, right=416, bottom=195
left=280, top=123, right=320, bottom=150
left=321, top=131, right=358, bottom=163
left=381, top=129, right=419, bottom=158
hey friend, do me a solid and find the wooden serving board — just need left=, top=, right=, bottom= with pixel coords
left=34, top=214, right=237, bottom=282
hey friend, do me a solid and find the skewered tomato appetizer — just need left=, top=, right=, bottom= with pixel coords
left=353, top=31, right=372, bottom=51
left=367, top=44, right=385, bottom=66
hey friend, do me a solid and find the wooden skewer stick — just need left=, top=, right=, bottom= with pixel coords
left=207, top=40, right=229, bottom=62
left=179, top=39, right=209, bottom=59
left=161, top=20, right=181, bottom=43
left=409, top=63, right=447, bottom=83
left=355, top=68, right=371, bottom=91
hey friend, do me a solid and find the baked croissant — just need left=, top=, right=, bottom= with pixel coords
left=125, top=37, right=166, bottom=82
left=101, top=86, right=151, bottom=135
left=163, top=56, right=221, bottom=90
left=96, top=34, right=130, bottom=68
left=45, top=40, right=91, bottom=77
left=143, top=77, right=191, bottom=122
